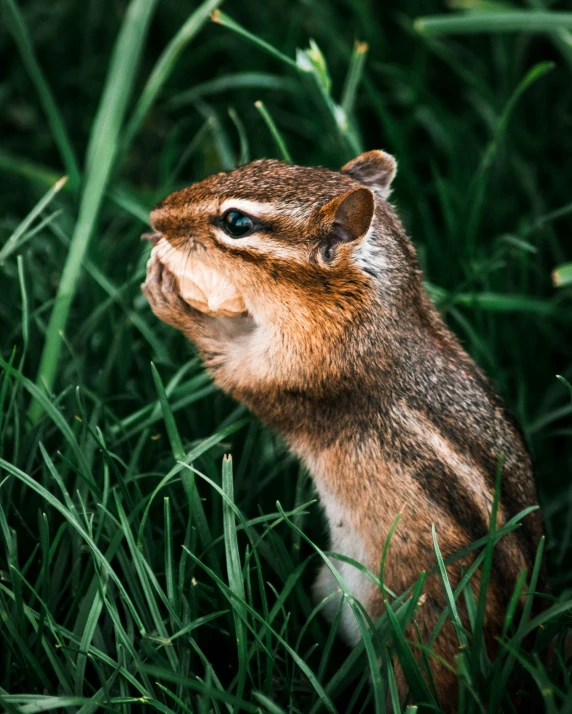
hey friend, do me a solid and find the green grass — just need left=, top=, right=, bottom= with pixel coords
left=0, top=0, right=571, bottom=711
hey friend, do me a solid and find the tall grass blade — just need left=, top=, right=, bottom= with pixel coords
left=169, top=72, right=296, bottom=108
left=150, top=362, right=185, bottom=461
left=122, top=0, right=222, bottom=149
left=228, top=107, right=250, bottom=165
left=466, top=61, right=553, bottom=251
left=29, top=0, right=158, bottom=422
left=183, top=546, right=339, bottom=713
left=221, top=455, right=248, bottom=702
left=16, top=256, right=29, bottom=357
left=0, top=458, right=146, bottom=633
left=341, top=41, right=368, bottom=116
left=137, top=418, right=248, bottom=546
left=415, top=11, right=572, bottom=36
left=432, top=524, right=468, bottom=649
left=254, top=101, right=292, bottom=162
left=211, top=11, right=298, bottom=69
left=469, top=458, right=502, bottom=679
left=384, top=597, right=437, bottom=708
left=0, top=356, right=93, bottom=484
left=379, top=513, right=401, bottom=599
left=277, top=504, right=387, bottom=713
left=0, top=177, right=66, bottom=264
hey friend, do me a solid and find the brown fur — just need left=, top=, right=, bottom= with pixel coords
left=142, top=151, right=544, bottom=711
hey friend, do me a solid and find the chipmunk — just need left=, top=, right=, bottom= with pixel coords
left=142, top=150, right=544, bottom=710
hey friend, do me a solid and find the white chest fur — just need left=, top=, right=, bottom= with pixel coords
left=312, top=485, right=375, bottom=645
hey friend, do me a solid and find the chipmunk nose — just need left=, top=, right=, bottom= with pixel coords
left=141, top=232, right=160, bottom=245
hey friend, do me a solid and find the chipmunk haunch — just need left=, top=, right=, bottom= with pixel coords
left=142, top=150, right=544, bottom=710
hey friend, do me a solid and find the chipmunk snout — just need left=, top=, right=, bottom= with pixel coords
left=149, top=207, right=166, bottom=234
left=149, top=203, right=207, bottom=249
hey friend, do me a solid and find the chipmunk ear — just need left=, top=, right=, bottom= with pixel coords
left=317, top=186, right=374, bottom=260
left=341, top=150, right=397, bottom=199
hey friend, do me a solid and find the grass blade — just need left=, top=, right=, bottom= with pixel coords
left=211, top=10, right=298, bottom=69
left=150, top=362, right=185, bottom=461
left=384, top=596, right=437, bottom=708
left=0, top=458, right=146, bottom=634
left=28, top=0, right=158, bottom=422
left=221, top=455, right=248, bottom=702
left=415, top=11, right=572, bottom=36
left=386, top=657, right=402, bottom=714
left=169, top=72, right=296, bottom=108
left=183, top=546, right=339, bottom=713
left=0, top=176, right=66, bottom=264
left=465, top=61, right=554, bottom=251
left=432, top=524, right=468, bottom=650
left=113, top=492, right=179, bottom=671
left=122, top=0, right=222, bottom=148
left=489, top=536, right=547, bottom=710
left=0, top=356, right=93, bottom=486
left=276, top=504, right=387, bottom=714
left=379, top=513, right=402, bottom=599
left=137, top=418, right=249, bottom=546
left=16, top=256, right=29, bottom=357
left=469, top=458, right=502, bottom=680
left=340, top=40, right=368, bottom=116
left=254, top=101, right=292, bottom=162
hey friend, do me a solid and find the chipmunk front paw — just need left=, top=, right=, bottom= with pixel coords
left=142, top=253, right=203, bottom=334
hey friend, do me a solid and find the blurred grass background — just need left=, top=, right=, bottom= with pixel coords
left=0, top=0, right=571, bottom=711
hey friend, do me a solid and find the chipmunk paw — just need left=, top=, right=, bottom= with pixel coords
left=142, top=253, right=200, bottom=332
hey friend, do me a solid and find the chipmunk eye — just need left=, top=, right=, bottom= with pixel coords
left=222, top=210, right=254, bottom=238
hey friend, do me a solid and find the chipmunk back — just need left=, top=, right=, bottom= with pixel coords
left=142, top=150, right=544, bottom=711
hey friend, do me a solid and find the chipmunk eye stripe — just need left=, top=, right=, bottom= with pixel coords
left=219, top=198, right=277, bottom=217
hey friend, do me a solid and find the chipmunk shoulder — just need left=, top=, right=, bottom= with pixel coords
left=143, top=150, right=545, bottom=710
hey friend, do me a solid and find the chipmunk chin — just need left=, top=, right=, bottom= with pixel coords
left=151, top=237, right=248, bottom=318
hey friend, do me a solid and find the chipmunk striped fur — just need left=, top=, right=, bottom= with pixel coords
left=142, top=150, right=544, bottom=710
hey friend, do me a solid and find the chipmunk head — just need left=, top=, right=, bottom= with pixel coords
left=150, top=150, right=411, bottom=326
